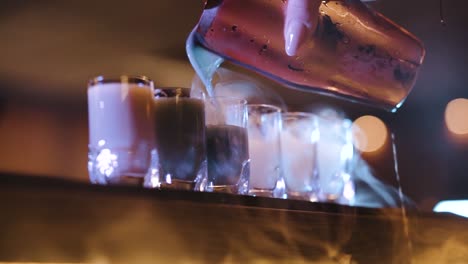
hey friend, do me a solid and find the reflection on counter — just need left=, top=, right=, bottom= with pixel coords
left=434, top=199, right=468, bottom=218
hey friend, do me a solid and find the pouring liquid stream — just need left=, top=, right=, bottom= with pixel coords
left=391, top=131, right=413, bottom=263
left=186, top=28, right=223, bottom=97
left=187, top=28, right=228, bottom=123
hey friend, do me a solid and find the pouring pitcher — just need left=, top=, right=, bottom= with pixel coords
left=188, top=0, right=425, bottom=111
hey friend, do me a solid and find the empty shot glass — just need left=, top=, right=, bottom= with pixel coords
left=280, top=112, right=320, bottom=201
left=144, top=87, right=207, bottom=191
left=247, top=104, right=282, bottom=197
left=87, top=75, right=155, bottom=185
left=204, top=97, right=250, bottom=194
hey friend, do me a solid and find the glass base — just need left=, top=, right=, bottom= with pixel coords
left=88, top=146, right=150, bottom=187
left=143, top=151, right=207, bottom=191
left=160, top=179, right=197, bottom=191
left=287, top=191, right=319, bottom=202
left=207, top=184, right=239, bottom=194
left=248, top=188, right=275, bottom=198
left=106, top=175, right=144, bottom=187
left=203, top=160, right=250, bottom=195
left=91, top=173, right=145, bottom=187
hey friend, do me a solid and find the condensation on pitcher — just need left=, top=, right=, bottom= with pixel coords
left=259, top=44, right=268, bottom=55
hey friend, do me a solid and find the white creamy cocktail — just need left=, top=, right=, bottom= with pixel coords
left=87, top=76, right=154, bottom=185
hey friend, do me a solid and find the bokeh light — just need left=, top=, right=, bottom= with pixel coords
left=445, top=98, right=468, bottom=136
left=352, top=115, right=388, bottom=153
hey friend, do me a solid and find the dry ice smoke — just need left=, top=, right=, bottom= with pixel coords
left=315, top=107, right=415, bottom=208
left=4, top=186, right=467, bottom=264
left=191, top=67, right=287, bottom=110
left=192, top=68, right=411, bottom=208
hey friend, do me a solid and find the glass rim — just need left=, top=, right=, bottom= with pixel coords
left=205, top=96, right=247, bottom=105
left=282, top=111, right=318, bottom=119
left=316, top=112, right=353, bottom=130
left=153, top=86, right=191, bottom=98
left=155, top=86, right=190, bottom=90
left=247, top=103, right=282, bottom=113
left=88, top=75, right=154, bottom=88
left=282, top=111, right=319, bottom=128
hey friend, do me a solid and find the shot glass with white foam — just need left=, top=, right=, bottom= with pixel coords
left=247, top=104, right=282, bottom=197
left=280, top=112, right=320, bottom=201
left=316, top=111, right=355, bottom=204
left=87, top=75, right=155, bottom=186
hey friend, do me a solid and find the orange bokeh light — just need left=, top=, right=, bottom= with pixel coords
left=445, top=98, right=468, bottom=136
left=352, top=115, right=388, bottom=153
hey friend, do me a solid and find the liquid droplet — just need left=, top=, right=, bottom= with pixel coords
left=440, top=0, right=447, bottom=26
left=342, top=36, right=350, bottom=44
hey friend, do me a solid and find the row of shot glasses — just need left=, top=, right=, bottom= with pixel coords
left=87, top=75, right=354, bottom=203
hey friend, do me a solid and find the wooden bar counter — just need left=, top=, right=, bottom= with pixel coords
left=0, top=174, right=467, bottom=263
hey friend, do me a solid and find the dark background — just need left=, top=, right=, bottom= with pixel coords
left=0, top=0, right=467, bottom=210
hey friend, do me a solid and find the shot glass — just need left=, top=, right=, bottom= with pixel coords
left=316, top=112, right=355, bottom=204
left=204, top=97, right=250, bottom=194
left=280, top=112, right=320, bottom=201
left=87, top=75, right=155, bottom=186
left=144, top=87, right=207, bottom=191
left=247, top=104, right=282, bottom=197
